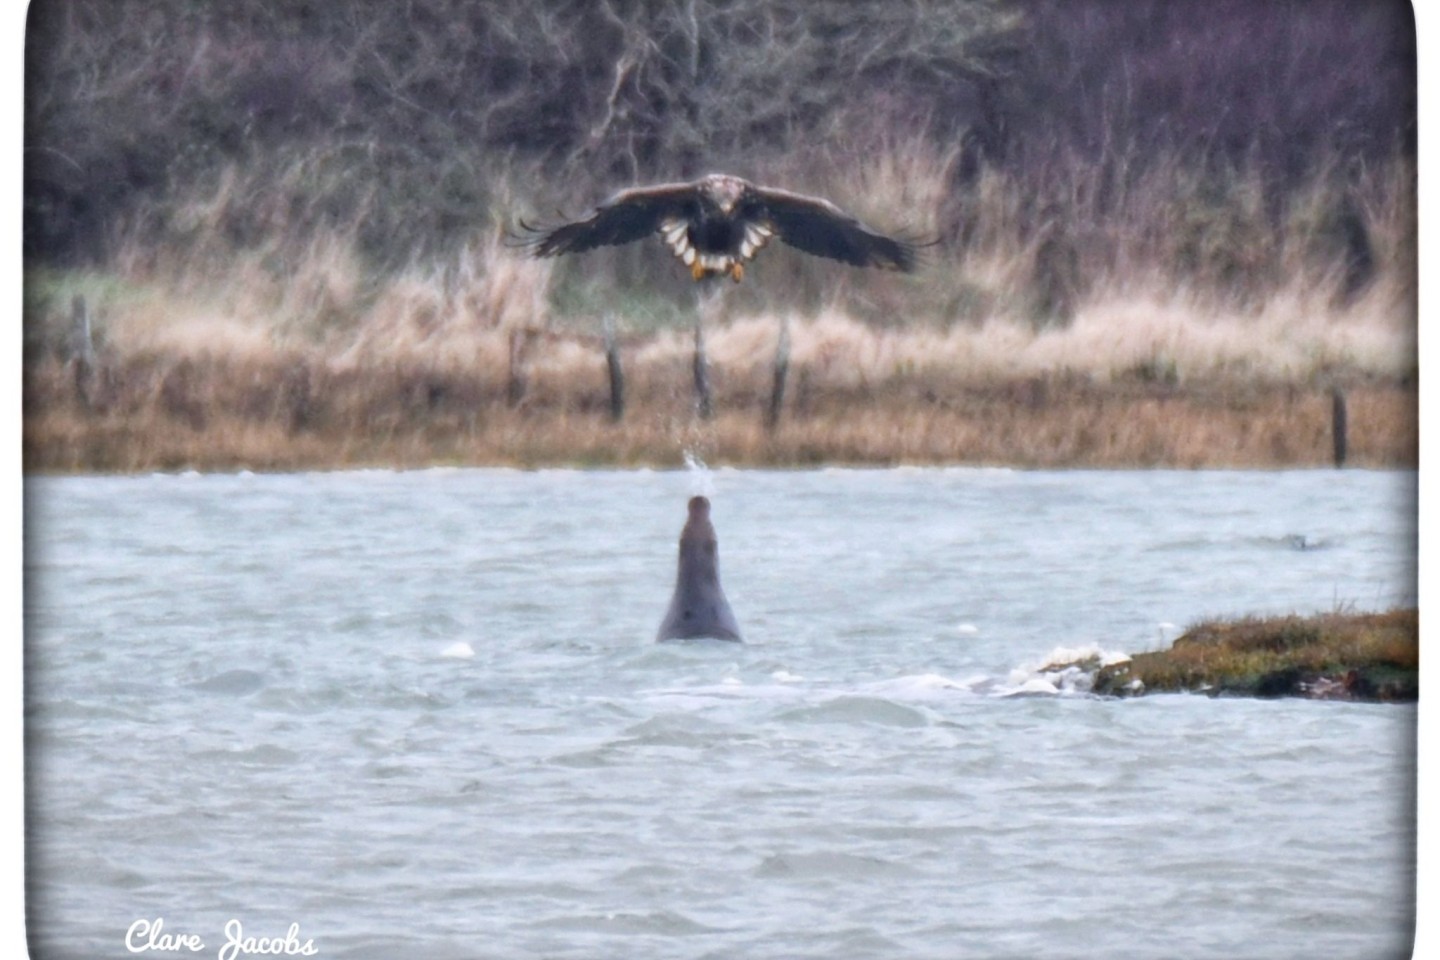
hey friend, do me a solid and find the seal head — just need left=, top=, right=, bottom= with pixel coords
left=656, top=496, right=742, bottom=642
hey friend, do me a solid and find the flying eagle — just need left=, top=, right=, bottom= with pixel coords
left=515, top=173, right=921, bottom=282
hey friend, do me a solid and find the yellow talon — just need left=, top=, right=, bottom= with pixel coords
left=729, top=262, right=744, bottom=283
left=691, top=260, right=706, bottom=281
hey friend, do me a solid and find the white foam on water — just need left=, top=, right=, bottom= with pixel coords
left=1001, top=676, right=1063, bottom=697
left=999, top=642, right=1134, bottom=697
left=999, top=665, right=1090, bottom=695
left=956, top=623, right=980, bottom=635
left=859, top=673, right=985, bottom=699
left=1037, top=642, right=1135, bottom=671
left=439, top=642, right=475, bottom=659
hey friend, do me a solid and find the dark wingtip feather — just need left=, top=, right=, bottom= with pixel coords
left=502, top=219, right=542, bottom=251
left=886, top=232, right=941, bottom=272
left=905, top=237, right=942, bottom=271
left=505, top=217, right=569, bottom=257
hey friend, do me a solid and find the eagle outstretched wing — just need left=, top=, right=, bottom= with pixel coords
left=513, top=174, right=926, bottom=279
left=751, top=185, right=921, bottom=272
left=514, top=181, right=699, bottom=257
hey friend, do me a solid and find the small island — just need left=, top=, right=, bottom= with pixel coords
left=1090, top=608, right=1418, bottom=702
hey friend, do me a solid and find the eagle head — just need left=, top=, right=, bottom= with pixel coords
left=700, top=173, right=747, bottom=215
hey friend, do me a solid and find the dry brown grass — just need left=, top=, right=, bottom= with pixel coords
left=23, top=142, right=1417, bottom=475
left=24, top=338, right=1415, bottom=473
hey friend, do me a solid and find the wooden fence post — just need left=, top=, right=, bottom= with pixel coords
left=69, top=295, right=96, bottom=409
left=766, top=315, right=790, bottom=430
left=507, top=328, right=527, bottom=407
left=603, top=314, right=625, bottom=422
left=1331, top=387, right=1348, bottom=468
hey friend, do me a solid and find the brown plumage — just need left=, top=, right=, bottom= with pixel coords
left=515, top=173, right=921, bottom=282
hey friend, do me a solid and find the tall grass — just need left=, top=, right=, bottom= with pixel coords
left=26, top=133, right=1416, bottom=368
left=23, top=131, right=1417, bottom=473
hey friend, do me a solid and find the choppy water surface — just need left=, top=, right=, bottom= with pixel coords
left=26, top=468, right=1416, bottom=959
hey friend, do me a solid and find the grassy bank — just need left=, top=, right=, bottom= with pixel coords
left=23, top=279, right=1417, bottom=473
left=21, top=109, right=1417, bottom=476
left=1091, top=609, right=1418, bottom=702
left=23, top=359, right=1416, bottom=474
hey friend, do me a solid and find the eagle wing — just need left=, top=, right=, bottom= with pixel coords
left=516, top=181, right=699, bottom=257
left=750, top=185, right=920, bottom=272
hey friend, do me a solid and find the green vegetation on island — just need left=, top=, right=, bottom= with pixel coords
left=1091, top=609, right=1418, bottom=702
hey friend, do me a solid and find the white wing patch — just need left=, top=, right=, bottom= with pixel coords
left=656, top=215, right=772, bottom=278
left=659, top=218, right=696, bottom=264
left=738, top=222, right=775, bottom=261
left=660, top=219, right=688, bottom=248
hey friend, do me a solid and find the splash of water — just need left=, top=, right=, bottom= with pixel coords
left=683, top=448, right=714, bottom=497
left=999, top=643, right=1133, bottom=696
